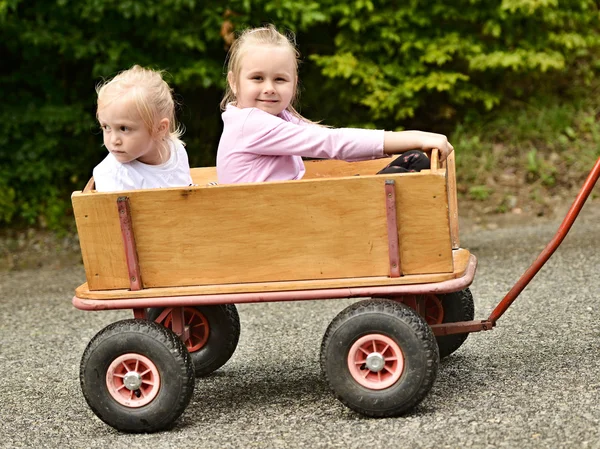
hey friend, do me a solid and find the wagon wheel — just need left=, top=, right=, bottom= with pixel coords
left=320, top=298, right=439, bottom=417
left=435, top=289, right=475, bottom=359
left=399, top=289, right=475, bottom=359
left=148, top=305, right=240, bottom=377
left=400, top=294, right=444, bottom=325
left=80, top=319, right=195, bottom=433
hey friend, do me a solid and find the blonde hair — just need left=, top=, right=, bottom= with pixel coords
left=96, top=65, right=184, bottom=160
left=221, top=25, right=311, bottom=122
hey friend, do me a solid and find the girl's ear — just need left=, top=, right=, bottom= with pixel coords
left=157, top=118, right=169, bottom=138
left=227, top=71, right=237, bottom=95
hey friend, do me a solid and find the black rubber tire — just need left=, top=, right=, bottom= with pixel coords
left=436, top=288, right=475, bottom=359
left=80, top=319, right=195, bottom=433
left=320, top=298, right=439, bottom=417
left=147, top=305, right=240, bottom=377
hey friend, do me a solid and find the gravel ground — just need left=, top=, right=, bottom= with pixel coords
left=0, top=200, right=599, bottom=449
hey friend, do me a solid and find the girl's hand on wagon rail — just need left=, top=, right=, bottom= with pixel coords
left=383, top=130, right=454, bottom=162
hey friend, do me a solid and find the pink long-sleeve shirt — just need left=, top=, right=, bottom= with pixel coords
left=216, top=105, right=386, bottom=184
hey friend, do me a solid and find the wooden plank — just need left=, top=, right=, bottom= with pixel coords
left=72, top=190, right=129, bottom=289
left=190, top=167, right=218, bottom=186
left=394, top=174, right=453, bottom=274
left=303, top=158, right=393, bottom=179
left=72, top=171, right=452, bottom=291
left=445, top=151, right=460, bottom=248
left=83, top=177, right=95, bottom=193
left=75, top=249, right=470, bottom=299
left=429, top=149, right=440, bottom=172
left=190, top=156, right=414, bottom=184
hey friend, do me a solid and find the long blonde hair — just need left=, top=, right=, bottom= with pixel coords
left=221, top=25, right=311, bottom=122
left=96, top=65, right=184, bottom=160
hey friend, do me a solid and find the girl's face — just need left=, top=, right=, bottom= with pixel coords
left=98, top=96, right=167, bottom=165
left=229, top=45, right=296, bottom=116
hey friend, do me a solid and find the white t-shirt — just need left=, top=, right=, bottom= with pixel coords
left=93, top=140, right=193, bottom=192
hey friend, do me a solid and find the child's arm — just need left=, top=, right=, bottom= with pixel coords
left=275, top=114, right=454, bottom=161
left=279, top=110, right=311, bottom=127
left=237, top=108, right=384, bottom=161
left=383, top=131, right=454, bottom=161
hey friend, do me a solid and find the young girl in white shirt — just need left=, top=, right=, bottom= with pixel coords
left=217, top=25, right=454, bottom=185
left=93, top=65, right=192, bottom=192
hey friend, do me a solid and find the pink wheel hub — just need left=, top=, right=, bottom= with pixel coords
left=401, top=294, right=444, bottom=325
left=347, top=334, right=404, bottom=390
left=159, top=307, right=210, bottom=352
left=106, top=353, right=161, bottom=407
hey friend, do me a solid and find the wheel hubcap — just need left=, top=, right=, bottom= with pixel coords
left=106, top=353, right=161, bottom=407
left=123, top=371, right=143, bottom=390
left=365, top=352, right=385, bottom=372
left=347, top=334, right=405, bottom=390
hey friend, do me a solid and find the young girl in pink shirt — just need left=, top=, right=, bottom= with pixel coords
left=217, top=25, right=454, bottom=185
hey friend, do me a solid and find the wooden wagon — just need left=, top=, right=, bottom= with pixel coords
left=76, top=149, right=597, bottom=433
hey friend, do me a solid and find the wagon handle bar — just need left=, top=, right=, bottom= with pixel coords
left=488, top=156, right=600, bottom=324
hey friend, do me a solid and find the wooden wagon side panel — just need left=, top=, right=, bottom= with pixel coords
left=190, top=166, right=218, bottom=186
left=72, top=171, right=452, bottom=291
left=393, top=173, right=453, bottom=274
left=302, top=158, right=392, bottom=179
left=72, top=191, right=129, bottom=290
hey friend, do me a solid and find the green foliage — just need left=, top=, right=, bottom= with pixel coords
left=452, top=78, right=600, bottom=213
left=306, top=0, right=600, bottom=128
left=468, top=185, right=493, bottom=201
left=526, top=149, right=557, bottom=186
left=1, top=0, right=599, bottom=229
left=0, top=176, right=16, bottom=223
left=0, top=0, right=230, bottom=228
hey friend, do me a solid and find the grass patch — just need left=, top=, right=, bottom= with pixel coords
left=451, top=82, right=600, bottom=215
left=468, top=185, right=493, bottom=201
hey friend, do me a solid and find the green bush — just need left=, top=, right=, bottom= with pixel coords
left=0, top=0, right=228, bottom=228
left=1, top=0, right=598, bottom=229
left=307, top=0, right=600, bottom=128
